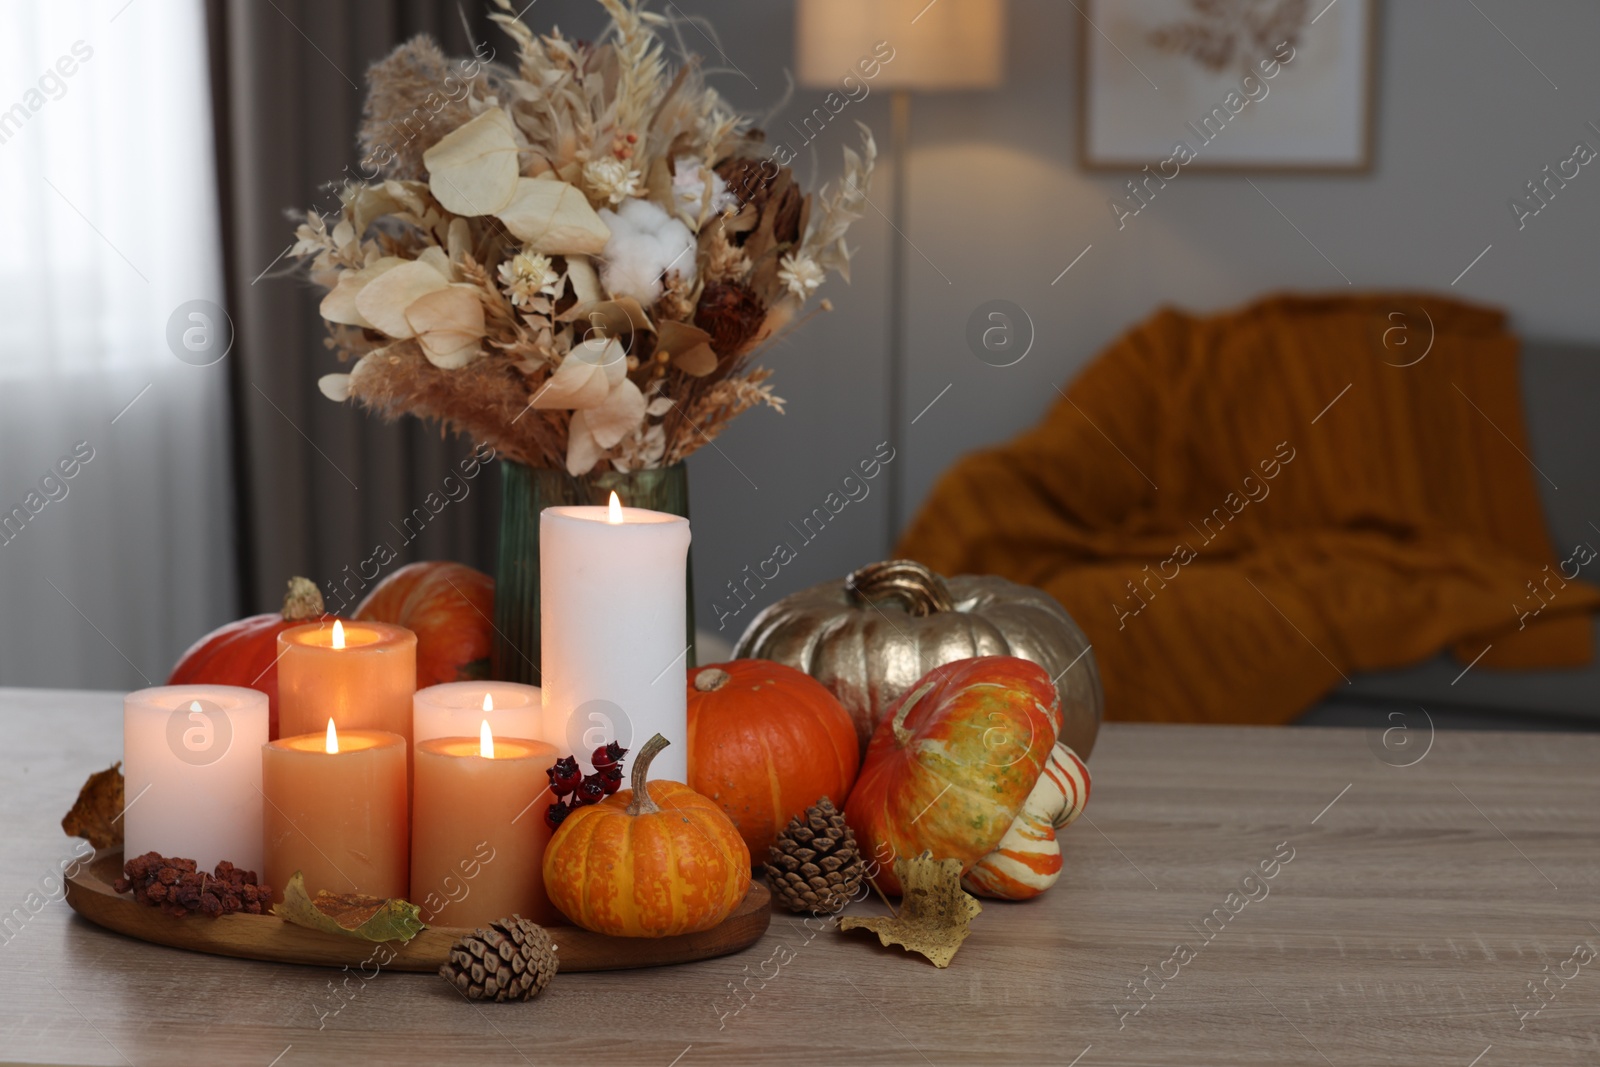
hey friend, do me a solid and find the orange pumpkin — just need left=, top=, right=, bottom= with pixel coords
left=844, top=656, right=1060, bottom=896
left=544, top=734, right=751, bottom=937
left=167, top=577, right=335, bottom=740
left=354, top=561, right=493, bottom=689
left=687, top=661, right=860, bottom=858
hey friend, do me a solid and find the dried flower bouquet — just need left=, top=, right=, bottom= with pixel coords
left=291, top=0, right=875, bottom=475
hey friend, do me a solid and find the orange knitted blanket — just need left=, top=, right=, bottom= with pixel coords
left=897, top=294, right=1597, bottom=724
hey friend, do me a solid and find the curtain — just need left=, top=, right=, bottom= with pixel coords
left=0, top=0, right=235, bottom=688
left=207, top=0, right=500, bottom=617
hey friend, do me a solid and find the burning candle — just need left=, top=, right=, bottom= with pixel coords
left=261, top=721, right=408, bottom=901
left=277, top=619, right=416, bottom=745
left=541, top=492, right=691, bottom=779
left=411, top=721, right=559, bottom=926
left=123, top=685, right=268, bottom=872
left=413, top=682, right=542, bottom=746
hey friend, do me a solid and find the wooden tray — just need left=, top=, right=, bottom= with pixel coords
left=66, top=851, right=770, bottom=972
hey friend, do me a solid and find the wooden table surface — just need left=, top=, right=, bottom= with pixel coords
left=2, top=689, right=1597, bottom=1067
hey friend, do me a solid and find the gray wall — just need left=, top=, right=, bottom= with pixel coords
left=530, top=0, right=1600, bottom=644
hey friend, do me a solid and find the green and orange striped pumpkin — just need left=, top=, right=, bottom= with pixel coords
left=962, top=743, right=1091, bottom=900
left=543, top=733, right=751, bottom=937
left=844, top=656, right=1061, bottom=896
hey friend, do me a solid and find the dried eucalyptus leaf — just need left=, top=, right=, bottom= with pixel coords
left=838, top=851, right=981, bottom=968
left=423, top=108, right=521, bottom=216
left=497, top=177, right=611, bottom=254
left=274, top=871, right=425, bottom=943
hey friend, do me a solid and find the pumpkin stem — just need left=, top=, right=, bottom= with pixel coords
left=889, top=680, right=935, bottom=748
left=282, top=577, right=325, bottom=622
left=625, top=733, right=671, bottom=816
left=693, top=667, right=731, bottom=693
left=845, top=560, right=955, bottom=617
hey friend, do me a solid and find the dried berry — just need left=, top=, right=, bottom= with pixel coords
left=573, top=776, right=607, bottom=806
left=113, top=851, right=271, bottom=918
left=598, top=766, right=623, bottom=795
left=547, top=756, right=582, bottom=797
left=591, top=741, right=628, bottom=770
left=545, top=800, right=572, bottom=831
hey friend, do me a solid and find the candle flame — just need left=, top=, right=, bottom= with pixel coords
left=325, top=718, right=340, bottom=755
left=482, top=692, right=494, bottom=713
left=331, top=619, right=346, bottom=650
left=607, top=491, right=623, bottom=524
left=480, top=718, right=494, bottom=759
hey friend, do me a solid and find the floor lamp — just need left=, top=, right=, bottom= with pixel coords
left=795, top=0, right=1007, bottom=554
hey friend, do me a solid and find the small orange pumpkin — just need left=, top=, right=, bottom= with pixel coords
left=543, top=733, right=751, bottom=937
left=687, top=661, right=861, bottom=858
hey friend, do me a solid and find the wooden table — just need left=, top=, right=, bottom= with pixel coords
left=3, top=688, right=1597, bottom=1066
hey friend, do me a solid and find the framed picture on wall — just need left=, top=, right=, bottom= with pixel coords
left=1078, top=0, right=1376, bottom=172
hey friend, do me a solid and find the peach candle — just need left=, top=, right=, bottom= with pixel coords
left=411, top=724, right=559, bottom=926
left=277, top=620, right=416, bottom=744
left=262, top=722, right=408, bottom=901
left=413, top=682, right=541, bottom=746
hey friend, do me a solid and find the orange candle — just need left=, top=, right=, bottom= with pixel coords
left=412, top=723, right=559, bottom=926
left=262, top=722, right=408, bottom=901
left=277, top=620, right=416, bottom=744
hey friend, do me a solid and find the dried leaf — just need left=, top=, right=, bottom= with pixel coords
left=356, top=259, right=450, bottom=339
left=497, top=177, right=611, bottom=254
left=406, top=285, right=486, bottom=368
left=62, top=762, right=123, bottom=849
left=274, top=870, right=425, bottom=943
left=531, top=339, right=624, bottom=409
left=838, top=851, right=981, bottom=968
left=318, top=373, right=352, bottom=401
left=656, top=320, right=718, bottom=377
left=319, top=256, right=404, bottom=328
left=424, top=108, right=522, bottom=215
left=671, top=343, right=718, bottom=377
left=586, top=376, right=646, bottom=448
left=565, top=255, right=602, bottom=305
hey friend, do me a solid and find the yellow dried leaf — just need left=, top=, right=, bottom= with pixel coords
left=497, top=177, right=611, bottom=254
left=274, top=871, right=425, bottom=943
left=838, top=852, right=982, bottom=968
left=424, top=108, right=522, bottom=215
left=62, top=762, right=124, bottom=849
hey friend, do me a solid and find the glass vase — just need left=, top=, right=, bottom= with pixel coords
left=492, top=461, right=695, bottom=685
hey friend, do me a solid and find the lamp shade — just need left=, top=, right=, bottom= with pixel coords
left=795, top=0, right=1006, bottom=92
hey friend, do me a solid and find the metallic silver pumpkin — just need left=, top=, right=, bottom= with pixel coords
left=733, top=560, right=1102, bottom=758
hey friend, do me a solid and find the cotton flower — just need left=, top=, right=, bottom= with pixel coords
left=672, top=157, right=738, bottom=218
left=598, top=198, right=698, bottom=306
left=497, top=250, right=561, bottom=308
left=583, top=156, right=644, bottom=207
left=777, top=253, right=825, bottom=299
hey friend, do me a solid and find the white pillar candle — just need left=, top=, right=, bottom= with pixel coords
left=541, top=494, right=691, bottom=780
left=123, top=685, right=268, bottom=874
left=413, top=681, right=542, bottom=745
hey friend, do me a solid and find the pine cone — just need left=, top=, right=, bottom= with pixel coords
left=439, top=916, right=558, bottom=1002
left=766, top=797, right=865, bottom=915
